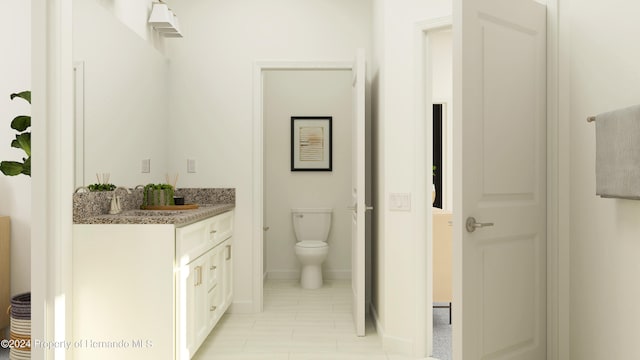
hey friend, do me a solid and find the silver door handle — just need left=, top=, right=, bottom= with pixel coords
left=347, top=205, right=374, bottom=211
left=465, top=217, right=494, bottom=233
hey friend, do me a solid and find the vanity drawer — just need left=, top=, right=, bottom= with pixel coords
left=207, top=210, right=233, bottom=244
left=176, top=211, right=234, bottom=264
left=176, top=217, right=215, bottom=263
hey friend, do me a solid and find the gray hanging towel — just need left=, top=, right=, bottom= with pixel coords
left=596, top=104, right=640, bottom=199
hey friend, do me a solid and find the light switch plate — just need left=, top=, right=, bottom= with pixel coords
left=187, top=159, right=196, bottom=173
left=141, top=159, right=151, bottom=173
left=389, top=193, right=411, bottom=211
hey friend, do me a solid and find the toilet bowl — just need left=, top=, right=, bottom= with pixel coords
left=295, top=241, right=329, bottom=289
left=292, top=208, right=332, bottom=289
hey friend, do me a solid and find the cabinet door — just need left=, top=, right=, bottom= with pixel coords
left=182, top=255, right=208, bottom=359
left=182, top=261, right=196, bottom=358
left=207, top=285, right=221, bottom=330
left=223, top=239, right=233, bottom=308
left=193, top=256, right=209, bottom=352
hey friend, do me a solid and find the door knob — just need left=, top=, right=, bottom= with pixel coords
left=465, top=217, right=494, bottom=233
left=347, top=205, right=374, bottom=211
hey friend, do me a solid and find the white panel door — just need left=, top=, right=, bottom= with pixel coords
left=351, top=48, right=366, bottom=337
left=455, top=0, right=546, bottom=358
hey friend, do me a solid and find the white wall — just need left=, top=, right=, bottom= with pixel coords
left=431, top=30, right=452, bottom=103
left=166, top=0, right=372, bottom=312
left=563, top=1, right=640, bottom=358
left=0, top=2, right=32, bottom=296
left=74, top=0, right=170, bottom=187
left=93, top=0, right=166, bottom=52
left=263, top=70, right=352, bottom=280
left=371, top=0, right=451, bottom=354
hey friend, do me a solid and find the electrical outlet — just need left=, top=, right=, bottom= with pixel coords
left=187, top=159, right=196, bottom=173
left=141, top=159, right=151, bottom=173
left=389, top=193, right=411, bottom=211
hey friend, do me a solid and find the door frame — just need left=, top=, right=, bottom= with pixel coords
left=414, top=16, right=453, bottom=357
left=414, top=2, right=568, bottom=358
left=32, top=0, right=75, bottom=359
left=251, top=60, right=354, bottom=312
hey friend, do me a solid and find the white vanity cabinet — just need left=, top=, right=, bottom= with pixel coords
left=73, top=210, right=234, bottom=360
left=176, top=210, right=234, bottom=358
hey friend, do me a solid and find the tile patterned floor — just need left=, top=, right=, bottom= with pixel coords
left=193, top=279, right=425, bottom=360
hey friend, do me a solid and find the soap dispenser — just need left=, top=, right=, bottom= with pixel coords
left=109, top=196, right=122, bottom=214
left=109, top=187, right=132, bottom=214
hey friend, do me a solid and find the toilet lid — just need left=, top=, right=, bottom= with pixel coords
left=296, top=241, right=328, bottom=248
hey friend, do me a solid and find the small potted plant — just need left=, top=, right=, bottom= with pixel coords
left=1, top=91, right=32, bottom=359
left=142, top=183, right=175, bottom=207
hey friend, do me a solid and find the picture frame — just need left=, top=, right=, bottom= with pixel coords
left=291, top=116, right=332, bottom=171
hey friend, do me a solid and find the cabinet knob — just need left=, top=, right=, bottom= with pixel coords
left=210, top=265, right=217, bottom=270
left=210, top=306, right=217, bottom=312
left=210, top=230, right=217, bottom=234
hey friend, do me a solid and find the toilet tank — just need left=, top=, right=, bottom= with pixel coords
left=291, top=208, right=332, bottom=242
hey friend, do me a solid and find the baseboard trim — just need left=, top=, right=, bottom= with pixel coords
left=370, top=303, right=414, bottom=356
left=327, top=270, right=351, bottom=280
left=228, top=300, right=253, bottom=314
left=267, top=269, right=351, bottom=280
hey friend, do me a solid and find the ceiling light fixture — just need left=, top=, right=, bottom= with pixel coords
left=148, top=2, right=183, bottom=38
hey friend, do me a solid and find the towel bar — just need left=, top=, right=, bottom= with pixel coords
left=587, top=116, right=596, bottom=123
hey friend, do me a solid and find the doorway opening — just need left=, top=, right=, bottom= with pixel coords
left=261, top=68, right=353, bottom=293
left=251, top=59, right=370, bottom=338
left=419, top=1, right=557, bottom=358
left=417, top=18, right=453, bottom=359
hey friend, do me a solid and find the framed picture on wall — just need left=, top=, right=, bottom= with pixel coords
left=291, top=116, right=332, bottom=171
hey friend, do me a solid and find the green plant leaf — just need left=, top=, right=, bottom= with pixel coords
left=21, top=157, right=30, bottom=176
left=87, top=183, right=116, bottom=191
left=0, top=161, right=24, bottom=176
left=10, top=91, right=31, bottom=104
left=11, top=116, right=31, bottom=132
left=16, top=133, right=31, bottom=156
left=3, top=90, right=32, bottom=178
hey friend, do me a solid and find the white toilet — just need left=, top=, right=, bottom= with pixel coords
left=292, top=208, right=332, bottom=289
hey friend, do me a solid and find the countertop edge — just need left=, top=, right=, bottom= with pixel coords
left=74, top=204, right=235, bottom=226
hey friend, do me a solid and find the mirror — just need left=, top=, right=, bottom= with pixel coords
left=73, top=0, right=169, bottom=188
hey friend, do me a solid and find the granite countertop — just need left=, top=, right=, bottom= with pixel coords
left=73, top=188, right=235, bottom=225
left=74, top=203, right=235, bottom=226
